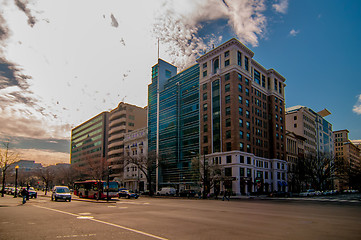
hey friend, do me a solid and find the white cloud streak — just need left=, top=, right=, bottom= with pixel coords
left=272, top=0, right=288, bottom=14
left=353, top=94, right=361, bottom=115
left=289, top=29, right=300, bottom=37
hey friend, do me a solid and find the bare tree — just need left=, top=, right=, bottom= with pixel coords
left=1, top=141, right=20, bottom=197
left=37, top=167, right=55, bottom=195
left=125, top=151, right=158, bottom=196
left=191, top=154, right=223, bottom=198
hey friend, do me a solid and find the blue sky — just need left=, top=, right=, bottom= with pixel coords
left=0, top=0, right=360, bottom=165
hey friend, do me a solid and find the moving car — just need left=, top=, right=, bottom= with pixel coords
left=52, top=186, right=71, bottom=202
left=156, top=187, right=177, bottom=196
left=300, top=189, right=316, bottom=197
left=118, top=189, right=139, bottom=199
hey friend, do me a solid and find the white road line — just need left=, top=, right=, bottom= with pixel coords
left=34, top=205, right=168, bottom=240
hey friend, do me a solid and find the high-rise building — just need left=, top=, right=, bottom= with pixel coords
left=107, top=102, right=147, bottom=183
left=70, top=112, right=109, bottom=178
left=148, top=59, right=199, bottom=191
left=149, top=38, right=288, bottom=195
left=197, top=38, right=288, bottom=194
left=333, top=129, right=361, bottom=191
left=285, top=106, right=334, bottom=157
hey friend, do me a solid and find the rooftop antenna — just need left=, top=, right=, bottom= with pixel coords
left=157, top=38, right=160, bottom=60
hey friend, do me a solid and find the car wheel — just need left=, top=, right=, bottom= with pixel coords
left=69, top=199, right=71, bottom=202
left=54, top=197, right=57, bottom=201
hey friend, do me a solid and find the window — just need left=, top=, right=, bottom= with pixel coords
left=238, top=73, right=242, bottom=81
left=239, top=118, right=243, bottom=127
left=240, top=167, right=245, bottom=177
left=203, top=92, right=207, bottom=101
left=225, top=168, right=232, bottom=176
left=204, top=124, right=208, bottom=132
left=225, top=73, right=230, bottom=81
left=203, top=135, right=208, bottom=143
left=225, top=51, right=229, bottom=57
left=254, top=69, right=260, bottom=84
left=239, top=107, right=243, bottom=116
left=237, top=51, right=242, bottom=66
left=247, top=144, right=251, bottom=153
left=240, top=156, right=244, bottom=163
left=262, top=75, right=266, bottom=88
left=213, top=58, right=219, bottom=74
left=245, top=78, right=249, bottom=85
left=245, top=56, right=249, bottom=71
left=265, top=171, right=269, bottom=179
left=279, top=82, right=282, bottom=94
left=246, top=133, right=250, bottom=141
left=245, top=88, right=249, bottom=96
left=274, top=79, right=278, bottom=91
left=238, top=95, right=242, bottom=104
left=165, top=70, right=172, bottom=78
left=225, top=59, right=230, bottom=67
left=240, top=142, right=244, bottom=151
left=203, top=114, right=208, bottom=122
left=247, top=168, right=252, bottom=177
left=128, top=122, right=134, bottom=126
left=246, top=121, right=250, bottom=130
left=294, top=123, right=297, bottom=128
left=238, top=84, right=242, bottom=92
left=226, top=130, right=231, bottom=139
left=239, top=130, right=244, bottom=139
left=225, top=83, right=230, bottom=92
left=226, top=107, right=231, bottom=115
left=225, top=95, right=230, bottom=104
left=203, top=70, right=207, bottom=77
left=246, top=110, right=250, bottom=118
left=203, top=103, right=208, bottom=111
left=203, top=62, right=207, bottom=69
left=246, top=99, right=250, bottom=107
left=247, top=157, right=251, bottom=164
left=226, top=155, right=232, bottom=163
left=203, top=83, right=207, bottom=90
left=226, top=118, right=231, bottom=127
left=226, top=142, right=232, bottom=151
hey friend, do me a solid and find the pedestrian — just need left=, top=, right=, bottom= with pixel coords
left=222, top=190, right=229, bottom=201
left=21, top=188, right=27, bottom=204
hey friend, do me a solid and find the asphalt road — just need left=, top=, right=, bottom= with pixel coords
left=0, top=195, right=360, bottom=240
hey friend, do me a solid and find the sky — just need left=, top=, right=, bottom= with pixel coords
left=0, top=0, right=360, bottom=166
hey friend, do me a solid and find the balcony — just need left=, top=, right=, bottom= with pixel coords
left=108, top=148, right=122, bottom=156
left=109, top=125, right=126, bottom=135
left=109, top=118, right=126, bottom=128
left=109, top=110, right=126, bottom=121
left=108, top=133, right=125, bottom=143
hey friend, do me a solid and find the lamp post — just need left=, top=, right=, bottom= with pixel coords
left=14, top=165, right=19, bottom=198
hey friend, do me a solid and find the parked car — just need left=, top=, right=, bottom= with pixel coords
left=300, top=189, right=316, bottom=197
left=19, top=187, right=37, bottom=198
left=156, top=187, right=177, bottom=196
left=179, top=190, right=196, bottom=197
left=118, top=189, right=139, bottom=199
left=51, top=186, right=71, bottom=202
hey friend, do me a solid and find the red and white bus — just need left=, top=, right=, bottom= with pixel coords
left=73, top=180, right=119, bottom=199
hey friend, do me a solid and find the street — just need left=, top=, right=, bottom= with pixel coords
left=1, top=194, right=360, bottom=240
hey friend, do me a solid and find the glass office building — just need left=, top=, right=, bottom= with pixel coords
left=148, top=59, right=200, bottom=190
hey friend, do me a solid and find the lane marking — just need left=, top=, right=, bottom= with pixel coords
left=34, top=205, right=168, bottom=240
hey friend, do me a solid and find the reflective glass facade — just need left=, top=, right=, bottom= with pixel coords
left=148, top=61, right=199, bottom=188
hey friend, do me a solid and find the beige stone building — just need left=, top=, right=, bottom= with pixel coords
left=333, top=130, right=361, bottom=191
left=107, top=102, right=147, bottom=184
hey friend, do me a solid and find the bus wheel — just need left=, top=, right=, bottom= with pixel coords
left=94, top=194, right=97, bottom=199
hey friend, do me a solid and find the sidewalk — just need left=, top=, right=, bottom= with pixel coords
left=0, top=194, right=25, bottom=207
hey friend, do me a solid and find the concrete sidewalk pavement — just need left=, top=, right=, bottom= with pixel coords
left=0, top=194, right=26, bottom=207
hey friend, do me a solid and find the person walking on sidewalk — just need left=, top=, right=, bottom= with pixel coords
left=21, top=188, right=28, bottom=204
left=222, top=190, right=230, bottom=201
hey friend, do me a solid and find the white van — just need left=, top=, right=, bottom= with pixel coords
left=156, top=187, right=176, bottom=196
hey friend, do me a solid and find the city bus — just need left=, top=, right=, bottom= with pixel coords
left=73, top=180, right=119, bottom=199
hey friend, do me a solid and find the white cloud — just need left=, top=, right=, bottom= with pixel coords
left=272, top=0, right=288, bottom=14
left=353, top=94, right=361, bottom=115
left=289, top=29, right=300, bottom=37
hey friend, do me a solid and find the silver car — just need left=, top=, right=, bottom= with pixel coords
left=51, top=186, right=71, bottom=202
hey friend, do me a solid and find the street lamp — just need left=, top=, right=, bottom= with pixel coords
left=14, top=165, right=19, bottom=198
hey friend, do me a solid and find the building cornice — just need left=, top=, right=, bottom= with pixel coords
left=197, top=38, right=254, bottom=63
